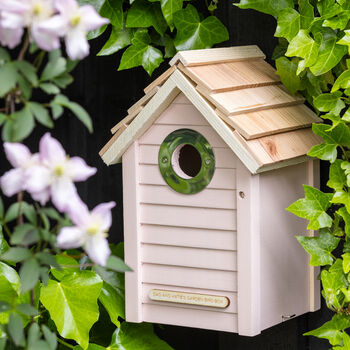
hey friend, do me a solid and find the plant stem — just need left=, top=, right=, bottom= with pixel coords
left=17, top=191, right=23, bottom=225
left=57, top=338, right=75, bottom=349
left=1, top=220, right=12, bottom=238
left=34, top=51, right=45, bottom=70
left=18, top=34, right=30, bottom=61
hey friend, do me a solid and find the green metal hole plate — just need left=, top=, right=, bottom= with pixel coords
left=158, top=129, right=215, bottom=195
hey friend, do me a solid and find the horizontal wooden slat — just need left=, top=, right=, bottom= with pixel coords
left=155, top=103, right=209, bottom=126
left=244, top=128, right=322, bottom=165
left=180, top=60, right=279, bottom=93
left=140, top=204, right=236, bottom=230
left=139, top=165, right=236, bottom=190
left=141, top=225, right=237, bottom=250
left=127, top=86, right=160, bottom=115
left=139, top=144, right=236, bottom=168
left=110, top=106, right=142, bottom=134
left=217, top=104, right=320, bottom=140
left=143, top=284, right=237, bottom=313
left=142, top=244, right=237, bottom=271
left=143, top=264, right=237, bottom=291
left=99, top=124, right=127, bottom=156
left=142, top=304, right=238, bottom=333
left=140, top=185, right=236, bottom=210
left=139, top=124, right=228, bottom=147
left=197, top=84, right=304, bottom=116
left=144, top=66, right=176, bottom=94
left=170, top=45, right=265, bottom=67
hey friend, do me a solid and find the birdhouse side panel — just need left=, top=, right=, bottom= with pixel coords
left=258, top=160, right=320, bottom=331
left=131, top=93, right=239, bottom=332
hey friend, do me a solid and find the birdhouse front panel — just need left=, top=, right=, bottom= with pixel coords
left=100, top=46, right=323, bottom=337
left=123, top=93, right=239, bottom=333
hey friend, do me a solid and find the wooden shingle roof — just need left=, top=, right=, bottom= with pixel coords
left=100, top=46, right=321, bottom=174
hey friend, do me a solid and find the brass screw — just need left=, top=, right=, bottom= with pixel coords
left=205, top=158, right=211, bottom=165
left=239, top=191, right=245, bottom=199
left=162, top=157, right=168, bottom=163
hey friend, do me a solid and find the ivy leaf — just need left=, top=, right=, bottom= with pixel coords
left=286, top=185, right=333, bottom=230
left=275, top=8, right=300, bottom=42
left=321, top=259, right=348, bottom=310
left=332, top=70, right=350, bottom=92
left=160, top=0, right=183, bottom=30
left=0, top=63, right=17, bottom=98
left=286, top=30, right=321, bottom=74
left=299, top=0, right=314, bottom=29
left=317, top=0, right=342, bottom=19
left=40, top=271, right=103, bottom=350
left=235, top=0, right=294, bottom=17
left=323, top=12, right=350, bottom=31
left=332, top=190, right=350, bottom=212
left=310, top=28, right=347, bottom=76
left=98, top=27, right=134, bottom=56
left=341, top=161, right=350, bottom=187
left=126, top=0, right=167, bottom=35
left=275, top=57, right=301, bottom=94
left=304, top=311, right=350, bottom=345
left=312, top=123, right=350, bottom=148
left=296, top=230, right=339, bottom=266
left=108, top=323, right=174, bottom=350
left=342, top=253, right=350, bottom=273
left=51, top=254, right=79, bottom=281
left=308, top=143, right=338, bottom=163
left=327, top=160, right=346, bottom=191
left=173, top=4, right=229, bottom=51
left=314, top=92, right=345, bottom=114
left=337, top=207, right=350, bottom=237
left=100, top=0, right=123, bottom=28
left=338, top=30, right=350, bottom=55
left=98, top=281, right=125, bottom=328
left=118, top=29, right=163, bottom=76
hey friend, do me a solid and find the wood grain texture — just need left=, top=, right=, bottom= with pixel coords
left=142, top=264, right=238, bottom=291
left=144, top=66, right=177, bottom=94
left=141, top=244, right=237, bottom=271
left=170, top=46, right=265, bottom=66
left=217, top=104, right=321, bottom=140
left=143, top=304, right=238, bottom=332
left=140, top=204, right=237, bottom=230
left=110, top=106, right=143, bottom=134
left=139, top=144, right=236, bottom=168
left=172, top=92, right=192, bottom=104
left=245, top=128, right=322, bottom=165
left=198, top=84, right=304, bottom=116
left=140, top=185, right=236, bottom=210
left=179, top=59, right=280, bottom=93
left=127, top=86, right=160, bottom=115
left=143, top=284, right=237, bottom=313
left=139, top=164, right=237, bottom=190
left=141, top=225, right=237, bottom=251
left=123, top=142, right=143, bottom=322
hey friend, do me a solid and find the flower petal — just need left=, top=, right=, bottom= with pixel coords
left=79, top=5, right=109, bottom=31
left=31, top=188, right=50, bottom=205
left=65, top=195, right=90, bottom=227
left=51, top=177, right=77, bottom=212
left=91, top=201, right=116, bottom=232
left=39, top=133, right=66, bottom=164
left=0, top=26, right=23, bottom=49
left=54, top=0, right=78, bottom=16
left=57, top=226, right=86, bottom=249
left=68, top=157, right=96, bottom=181
left=24, top=165, right=51, bottom=194
left=65, top=29, right=89, bottom=60
left=31, top=23, right=61, bottom=51
left=85, top=234, right=111, bottom=266
left=4, top=142, right=31, bottom=168
left=0, top=168, right=24, bottom=196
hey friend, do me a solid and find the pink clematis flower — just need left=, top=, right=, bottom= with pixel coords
left=0, top=143, right=39, bottom=197
left=0, top=0, right=61, bottom=51
left=57, top=198, right=115, bottom=266
left=25, top=133, right=97, bottom=212
left=52, top=0, right=109, bottom=60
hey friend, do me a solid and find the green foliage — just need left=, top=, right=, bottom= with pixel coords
left=236, top=0, right=350, bottom=347
left=81, top=0, right=229, bottom=75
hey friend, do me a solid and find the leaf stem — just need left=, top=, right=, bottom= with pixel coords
left=17, top=34, right=30, bottom=61
left=17, top=191, right=23, bottom=225
left=57, top=338, right=75, bottom=349
left=33, top=51, right=46, bottom=70
left=1, top=220, right=12, bottom=238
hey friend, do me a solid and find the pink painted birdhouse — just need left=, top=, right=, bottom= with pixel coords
left=100, top=46, right=321, bottom=336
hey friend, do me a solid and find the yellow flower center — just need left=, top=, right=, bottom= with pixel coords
left=87, top=226, right=99, bottom=235
left=54, top=165, right=65, bottom=177
left=70, top=15, right=81, bottom=27
left=33, top=3, right=43, bottom=15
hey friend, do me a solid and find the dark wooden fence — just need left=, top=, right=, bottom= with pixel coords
left=0, top=2, right=331, bottom=349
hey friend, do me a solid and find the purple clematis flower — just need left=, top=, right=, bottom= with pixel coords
left=0, top=142, right=39, bottom=197
left=25, top=133, right=97, bottom=211
left=58, top=197, right=115, bottom=266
